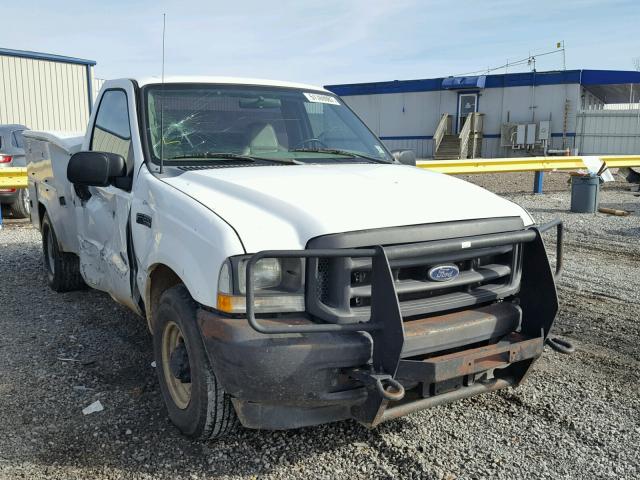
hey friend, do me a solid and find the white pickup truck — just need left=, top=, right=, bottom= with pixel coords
left=25, top=77, right=562, bottom=439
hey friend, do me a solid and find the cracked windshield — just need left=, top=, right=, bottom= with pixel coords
left=144, top=85, right=392, bottom=164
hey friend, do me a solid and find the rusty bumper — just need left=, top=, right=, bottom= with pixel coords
left=197, top=304, right=545, bottom=430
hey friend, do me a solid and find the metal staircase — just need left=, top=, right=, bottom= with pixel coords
left=433, top=113, right=483, bottom=160
left=434, top=134, right=462, bottom=160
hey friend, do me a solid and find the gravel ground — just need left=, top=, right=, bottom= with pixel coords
left=0, top=180, right=639, bottom=480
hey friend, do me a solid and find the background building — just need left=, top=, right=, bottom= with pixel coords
left=326, top=70, right=640, bottom=159
left=0, top=48, right=98, bottom=132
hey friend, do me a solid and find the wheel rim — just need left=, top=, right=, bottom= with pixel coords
left=22, top=189, right=30, bottom=214
left=46, top=228, right=55, bottom=275
left=161, top=321, right=192, bottom=410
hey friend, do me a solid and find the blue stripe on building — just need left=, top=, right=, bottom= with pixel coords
left=326, top=69, right=640, bottom=97
left=379, top=135, right=433, bottom=140
left=378, top=133, right=575, bottom=141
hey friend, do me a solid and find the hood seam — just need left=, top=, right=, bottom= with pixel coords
left=159, top=177, right=248, bottom=254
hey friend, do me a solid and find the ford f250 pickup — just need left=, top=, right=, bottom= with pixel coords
left=25, top=77, right=563, bottom=439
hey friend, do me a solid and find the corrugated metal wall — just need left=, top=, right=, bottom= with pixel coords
left=0, top=54, right=92, bottom=132
left=341, top=84, right=581, bottom=159
left=576, top=110, right=640, bottom=154
left=93, top=77, right=105, bottom=101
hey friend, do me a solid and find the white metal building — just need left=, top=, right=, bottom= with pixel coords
left=0, top=48, right=97, bottom=132
left=326, top=70, right=640, bottom=159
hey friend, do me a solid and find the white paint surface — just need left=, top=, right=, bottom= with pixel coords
left=163, top=163, right=533, bottom=253
left=28, top=78, right=535, bottom=313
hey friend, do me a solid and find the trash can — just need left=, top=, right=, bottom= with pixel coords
left=570, top=175, right=600, bottom=213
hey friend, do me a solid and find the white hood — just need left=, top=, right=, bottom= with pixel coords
left=163, top=164, right=533, bottom=252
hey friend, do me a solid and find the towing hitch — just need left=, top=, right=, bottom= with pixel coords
left=348, top=368, right=405, bottom=402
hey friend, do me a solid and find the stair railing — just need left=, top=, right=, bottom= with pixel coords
left=433, top=114, right=450, bottom=154
left=470, top=113, right=483, bottom=159
left=458, top=114, right=472, bottom=159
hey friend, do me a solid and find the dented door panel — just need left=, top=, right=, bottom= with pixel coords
left=76, top=185, right=136, bottom=310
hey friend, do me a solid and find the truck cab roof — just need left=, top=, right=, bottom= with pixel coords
left=127, top=76, right=330, bottom=92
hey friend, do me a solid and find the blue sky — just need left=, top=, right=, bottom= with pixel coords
left=5, top=0, right=640, bottom=85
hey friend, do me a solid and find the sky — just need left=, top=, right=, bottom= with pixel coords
left=3, top=0, right=640, bottom=86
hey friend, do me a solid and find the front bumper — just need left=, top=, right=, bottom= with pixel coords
left=198, top=303, right=544, bottom=429
left=198, top=222, right=562, bottom=430
left=198, top=310, right=370, bottom=428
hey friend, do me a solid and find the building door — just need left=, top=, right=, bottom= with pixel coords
left=457, top=93, right=478, bottom=133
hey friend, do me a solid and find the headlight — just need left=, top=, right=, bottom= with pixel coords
left=238, top=257, right=282, bottom=293
left=216, top=256, right=305, bottom=314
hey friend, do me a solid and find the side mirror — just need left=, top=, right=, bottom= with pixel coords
left=391, top=149, right=417, bottom=166
left=67, top=151, right=126, bottom=187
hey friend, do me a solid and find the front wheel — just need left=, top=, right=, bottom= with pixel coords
left=153, top=285, right=237, bottom=439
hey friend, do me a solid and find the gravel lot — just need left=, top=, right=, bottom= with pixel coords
left=1, top=178, right=639, bottom=480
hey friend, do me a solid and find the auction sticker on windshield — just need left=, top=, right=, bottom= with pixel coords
left=304, top=92, right=340, bottom=105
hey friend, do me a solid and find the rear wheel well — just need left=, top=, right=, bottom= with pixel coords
left=38, top=202, right=46, bottom=228
left=146, top=264, right=183, bottom=331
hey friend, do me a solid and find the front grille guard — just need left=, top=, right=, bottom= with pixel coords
left=245, top=221, right=563, bottom=424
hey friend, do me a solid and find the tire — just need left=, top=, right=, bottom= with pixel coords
left=153, top=284, right=237, bottom=439
left=41, top=212, right=85, bottom=292
left=10, top=188, right=30, bottom=219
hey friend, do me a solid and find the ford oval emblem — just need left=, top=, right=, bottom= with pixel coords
left=428, top=264, right=459, bottom=282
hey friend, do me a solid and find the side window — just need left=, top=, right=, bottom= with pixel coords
left=12, top=130, right=25, bottom=149
left=91, top=90, right=132, bottom=168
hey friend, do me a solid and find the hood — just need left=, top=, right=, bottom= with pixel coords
left=162, top=163, right=533, bottom=252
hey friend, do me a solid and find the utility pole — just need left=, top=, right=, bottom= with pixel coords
left=559, top=40, right=569, bottom=150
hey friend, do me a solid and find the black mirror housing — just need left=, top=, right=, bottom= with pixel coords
left=67, top=151, right=126, bottom=187
left=391, top=149, right=417, bottom=166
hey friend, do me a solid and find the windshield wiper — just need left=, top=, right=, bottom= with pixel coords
left=169, top=152, right=302, bottom=165
left=171, top=153, right=255, bottom=161
left=288, top=148, right=390, bottom=163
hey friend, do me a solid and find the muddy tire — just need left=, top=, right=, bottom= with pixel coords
left=41, top=212, right=85, bottom=292
left=10, top=189, right=30, bottom=219
left=153, top=284, right=237, bottom=439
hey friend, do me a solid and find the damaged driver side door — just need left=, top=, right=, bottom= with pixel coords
left=75, top=87, right=138, bottom=311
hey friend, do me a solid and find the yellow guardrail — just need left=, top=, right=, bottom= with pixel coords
left=2, top=156, right=640, bottom=191
left=417, top=155, right=640, bottom=174
left=0, top=167, right=28, bottom=189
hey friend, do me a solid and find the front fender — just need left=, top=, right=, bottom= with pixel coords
left=132, top=168, right=245, bottom=310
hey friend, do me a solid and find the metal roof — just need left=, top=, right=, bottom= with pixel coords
left=0, top=47, right=96, bottom=66
left=326, top=69, right=640, bottom=97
